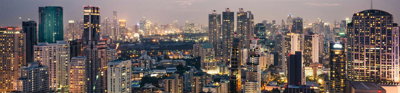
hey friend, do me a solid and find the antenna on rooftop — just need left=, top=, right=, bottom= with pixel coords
left=370, top=0, right=373, bottom=9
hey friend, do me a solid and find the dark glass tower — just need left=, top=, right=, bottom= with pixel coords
left=291, top=17, right=303, bottom=34
left=39, top=6, right=63, bottom=43
left=222, top=8, right=234, bottom=60
left=347, top=9, right=399, bottom=83
left=82, top=6, right=103, bottom=93
left=236, top=8, right=254, bottom=48
left=229, top=37, right=242, bottom=93
left=288, top=51, right=303, bottom=86
left=208, top=10, right=222, bottom=58
left=22, top=21, right=37, bottom=64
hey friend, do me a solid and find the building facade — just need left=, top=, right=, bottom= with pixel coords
left=347, top=9, right=400, bottom=83
left=0, top=27, right=25, bottom=92
left=39, top=6, right=64, bottom=43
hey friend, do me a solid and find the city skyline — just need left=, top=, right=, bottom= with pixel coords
left=1, top=0, right=399, bottom=26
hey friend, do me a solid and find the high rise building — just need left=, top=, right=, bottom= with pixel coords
left=22, top=21, right=37, bottom=64
left=229, top=37, right=242, bottom=93
left=329, top=42, right=347, bottom=93
left=291, top=17, right=303, bottom=34
left=208, top=10, right=222, bottom=58
left=222, top=8, right=234, bottom=60
left=39, top=6, right=63, bottom=43
left=34, top=41, right=70, bottom=92
left=288, top=33, right=302, bottom=54
left=82, top=6, right=104, bottom=93
left=347, top=9, right=400, bottom=83
left=107, top=60, right=132, bottom=93
left=237, top=8, right=254, bottom=48
left=21, top=62, right=49, bottom=93
left=303, top=33, right=323, bottom=66
left=69, top=56, right=87, bottom=93
left=243, top=38, right=261, bottom=93
left=118, top=19, right=128, bottom=41
left=112, top=11, right=119, bottom=41
left=288, top=51, right=304, bottom=86
left=0, top=27, right=26, bottom=92
left=65, top=20, right=82, bottom=41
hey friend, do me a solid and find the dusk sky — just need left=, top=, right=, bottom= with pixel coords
left=1, top=0, right=399, bottom=26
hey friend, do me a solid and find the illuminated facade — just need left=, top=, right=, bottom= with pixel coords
left=82, top=6, right=104, bottom=93
left=229, top=37, right=242, bottom=93
left=0, top=27, right=25, bottom=92
left=39, top=6, right=64, bottom=43
left=21, top=62, right=49, bottom=93
left=329, top=42, right=347, bottom=93
left=107, top=60, right=132, bottom=93
left=162, top=74, right=183, bottom=93
left=65, top=20, right=82, bottom=41
left=347, top=9, right=400, bottom=83
left=208, top=10, right=222, bottom=58
left=69, top=56, right=87, bottom=93
left=222, top=8, right=234, bottom=60
left=237, top=8, right=254, bottom=48
left=244, top=39, right=262, bottom=93
left=34, top=41, right=70, bottom=92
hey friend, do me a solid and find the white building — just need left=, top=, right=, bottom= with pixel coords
left=107, top=60, right=132, bottom=93
left=34, top=41, right=70, bottom=92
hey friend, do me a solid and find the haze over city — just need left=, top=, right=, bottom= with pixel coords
left=1, top=0, right=399, bottom=26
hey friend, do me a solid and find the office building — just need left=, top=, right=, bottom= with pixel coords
left=288, top=51, right=304, bottom=86
left=208, top=10, right=222, bottom=58
left=82, top=6, right=104, bottom=93
left=291, top=17, right=303, bottom=34
left=329, top=42, right=347, bottom=93
left=0, top=27, right=26, bottom=92
left=22, top=21, right=37, bottom=64
left=237, top=8, right=254, bottom=48
left=347, top=9, right=400, bottom=83
left=39, top=6, right=64, bottom=43
left=222, top=8, right=234, bottom=60
left=229, top=37, right=242, bottom=93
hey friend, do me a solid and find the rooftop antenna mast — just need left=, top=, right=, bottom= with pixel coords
left=370, top=0, right=373, bottom=9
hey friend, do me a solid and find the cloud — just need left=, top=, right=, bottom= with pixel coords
left=175, top=0, right=196, bottom=7
left=305, top=2, right=341, bottom=7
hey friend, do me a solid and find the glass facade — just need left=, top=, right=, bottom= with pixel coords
left=39, top=6, right=64, bottom=43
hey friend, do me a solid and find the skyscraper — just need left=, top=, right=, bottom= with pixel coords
left=237, top=8, right=254, bottom=48
left=229, top=37, right=242, bottom=93
left=34, top=41, right=70, bottom=92
left=222, top=8, right=234, bottom=60
left=21, top=62, right=49, bottom=93
left=0, top=27, right=26, bottom=92
left=291, top=17, right=303, bottom=34
left=82, top=6, right=104, bottom=93
left=208, top=10, right=222, bottom=58
left=329, top=42, right=347, bottom=93
left=347, top=9, right=400, bottom=83
left=65, top=20, right=82, bottom=41
left=288, top=51, right=304, bottom=86
left=243, top=38, right=261, bottom=93
left=39, top=6, right=63, bottom=43
left=22, top=21, right=37, bottom=64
